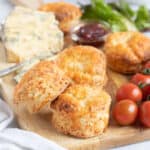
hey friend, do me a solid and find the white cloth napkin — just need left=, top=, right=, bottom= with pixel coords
left=0, top=98, right=66, bottom=150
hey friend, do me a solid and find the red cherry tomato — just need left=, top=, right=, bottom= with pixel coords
left=113, top=100, right=138, bottom=126
left=140, top=101, right=150, bottom=127
left=143, top=61, right=150, bottom=69
left=142, top=85, right=150, bottom=100
left=142, top=61, right=150, bottom=75
left=131, top=73, right=150, bottom=86
left=116, top=83, right=142, bottom=102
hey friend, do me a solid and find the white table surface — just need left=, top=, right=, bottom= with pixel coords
left=0, top=0, right=149, bottom=150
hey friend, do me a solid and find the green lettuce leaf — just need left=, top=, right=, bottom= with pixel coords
left=81, top=0, right=137, bottom=32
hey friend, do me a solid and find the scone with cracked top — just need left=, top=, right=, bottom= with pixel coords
left=51, top=84, right=111, bottom=138
left=14, top=61, right=71, bottom=114
left=56, top=46, right=107, bottom=86
left=39, top=2, right=82, bottom=33
left=104, top=32, right=150, bottom=74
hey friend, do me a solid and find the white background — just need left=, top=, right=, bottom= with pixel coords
left=0, top=0, right=149, bottom=149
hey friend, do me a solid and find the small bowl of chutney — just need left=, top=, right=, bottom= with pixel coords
left=71, top=22, right=110, bottom=47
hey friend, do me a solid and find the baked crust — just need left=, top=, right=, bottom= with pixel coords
left=56, top=46, right=107, bottom=86
left=104, top=32, right=150, bottom=74
left=51, top=84, right=111, bottom=138
left=39, top=2, right=82, bottom=32
left=14, top=61, right=70, bottom=113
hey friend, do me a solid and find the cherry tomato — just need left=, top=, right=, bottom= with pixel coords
left=131, top=73, right=150, bottom=86
left=113, top=100, right=138, bottom=125
left=139, top=101, right=150, bottom=127
left=142, top=85, right=150, bottom=100
left=143, top=61, right=150, bottom=69
left=116, top=83, right=142, bottom=102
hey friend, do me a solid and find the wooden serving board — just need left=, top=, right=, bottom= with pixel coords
left=0, top=39, right=150, bottom=150
left=1, top=69, right=150, bottom=150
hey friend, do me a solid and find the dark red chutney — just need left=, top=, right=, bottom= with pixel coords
left=73, top=23, right=109, bottom=47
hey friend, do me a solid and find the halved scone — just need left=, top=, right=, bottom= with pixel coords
left=104, top=32, right=150, bottom=74
left=4, top=7, right=64, bottom=63
left=39, top=2, right=82, bottom=33
left=56, top=46, right=107, bottom=86
left=51, top=84, right=111, bottom=138
left=14, top=61, right=71, bottom=114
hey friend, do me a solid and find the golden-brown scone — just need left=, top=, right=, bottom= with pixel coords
left=56, top=46, right=107, bottom=86
left=39, top=2, right=82, bottom=32
left=104, top=32, right=150, bottom=74
left=51, top=84, right=111, bottom=138
left=14, top=61, right=71, bottom=114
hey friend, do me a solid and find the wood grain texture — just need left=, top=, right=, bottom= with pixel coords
left=1, top=70, right=150, bottom=150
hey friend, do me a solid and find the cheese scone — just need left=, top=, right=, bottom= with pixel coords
left=3, top=7, right=64, bottom=63
left=39, top=2, right=82, bottom=33
left=51, top=85, right=111, bottom=138
left=104, top=32, right=150, bottom=74
left=14, top=61, right=70, bottom=114
left=56, top=46, right=107, bottom=86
